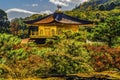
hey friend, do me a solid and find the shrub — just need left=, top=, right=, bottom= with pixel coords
left=0, top=33, right=52, bottom=78
left=44, top=39, right=94, bottom=74
left=86, top=45, right=120, bottom=71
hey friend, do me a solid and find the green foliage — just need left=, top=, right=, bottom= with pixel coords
left=0, top=33, right=52, bottom=78
left=24, top=14, right=47, bottom=21
left=92, top=16, right=120, bottom=47
left=87, top=45, right=120, bottom=71
left=1, top=5, right=120, bottom=78
left=45, top=30, right=94, bottom=74
left=47, top=29, right=87, bottom=46
left=74, top=0, right=120, bottom=11
left=0, top=33, right=21, bottom=56
left=0, top=9, right=10, bottom=33
left=0, top=78, right=5, bottom=80
left=10, top=18, right=29, bottom=38
left=43, top=41, right=94, bottom=74
left=66, top=8, right=120, bottom=24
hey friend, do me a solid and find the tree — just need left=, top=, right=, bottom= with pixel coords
left=109, top=2, right=116, bottom=10
left=0, top=9, right=10, bottom=33
left=92, top=16, right=120, bottom=47
left=10, top=18, right=29, bottom=38
left=99, top=5, right=105, bottom=10
left=0, top=33, right=52, bottom=78
left=24, top=14, right=47, bottom=21
left=45, top=30, right=94, bottom=74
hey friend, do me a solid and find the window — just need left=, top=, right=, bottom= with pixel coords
left=51, top=29, right=55, bottom=35
left=44, top=28, right=50, bottom=36
left=58, top=29, right=62, bottom=34
left=40, top=30, right=43, bottom=35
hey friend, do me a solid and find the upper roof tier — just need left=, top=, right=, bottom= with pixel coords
left=24, top=12, right=93, bottom=25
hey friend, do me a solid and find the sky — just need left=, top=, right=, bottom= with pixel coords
left=0, top=0, right=88, bottom=20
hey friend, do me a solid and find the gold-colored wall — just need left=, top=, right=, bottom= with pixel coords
left=29, top=24, right=79, bottom=38
left=57, top=24, right=79, bottom=34
left=38, top=25, right=57, bottom=37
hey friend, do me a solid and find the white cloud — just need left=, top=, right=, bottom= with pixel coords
left=23, top=3, right=39, bottom=7
left=80, top=0, right=88, bottom=3
left=49, top=0, right=68, bottom=6
left=40, top=10, right=53, bottom=14
left=6, top=8, right=38, bottom=14
left=6, top=8, right=53, bottom=20
left=6, top=8, right=53, bottom=14
left=32, top=4, right=38, bottom=7
left=49, top=0, right=88, bottom=6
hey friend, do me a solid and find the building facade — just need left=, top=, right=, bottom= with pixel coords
left=24, top=12, right=92, bottom=40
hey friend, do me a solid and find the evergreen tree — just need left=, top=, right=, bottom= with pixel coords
left=0, top=9, right=10, bottom=33
left=92, top=16, right=120, bottom=47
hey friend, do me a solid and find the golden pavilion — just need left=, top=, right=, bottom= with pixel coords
left=24, top=6, right=92, bottom=43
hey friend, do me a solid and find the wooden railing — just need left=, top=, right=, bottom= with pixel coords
left=30, top=31, right=54, bottom=38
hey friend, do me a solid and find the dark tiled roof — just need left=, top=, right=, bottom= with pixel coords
left=24, top=12, right=93, bottom=25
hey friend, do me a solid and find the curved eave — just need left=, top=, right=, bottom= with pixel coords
left=24, top=14, right=53, bottom=24
left=31, top=21, right=93, bottom=25
left=24, top=12, right=93, bottom=25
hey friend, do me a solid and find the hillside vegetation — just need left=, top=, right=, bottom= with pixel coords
left=0, top=0, right=120, bottom=79
left=74, top=0, right=120, bottom=11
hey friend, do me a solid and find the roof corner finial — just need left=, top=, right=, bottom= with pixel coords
left=55, top=5, right=62, bottom=13
left=57, top=5, right=62, bottom=11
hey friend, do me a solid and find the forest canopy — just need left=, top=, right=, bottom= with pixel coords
left=0, top=0, right=120, bottom=79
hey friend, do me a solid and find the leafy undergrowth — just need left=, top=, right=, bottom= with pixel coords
left=86, top=45, right=120, bottom=71
left=5, top=71, right=120, bottom=80
left=74, top=71, right=120, bottom=79
left=6, top=77, right=65, bottom=80
left=1, top=33, right=120, bottom=79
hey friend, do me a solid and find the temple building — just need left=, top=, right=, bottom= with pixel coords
left=24, top=7, right=93, bottom=43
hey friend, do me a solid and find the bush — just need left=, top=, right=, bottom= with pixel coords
left=44, top=31, right=94, bottom=74
left=86, top=45, right=120, bottom=71
left=0, top=33, right=52, bottom=78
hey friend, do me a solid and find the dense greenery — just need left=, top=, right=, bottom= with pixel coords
left=0, top=0, right=120, bottom=79
left=91, top=16, right=120, bottom=47
left=24, top=14, right=47, bottom=21
left=10, top=18, right=29, bottom=38
left=74, top=0, right=120, bottom=11
left=0, top=22, right=120, bottom=78
left=45, top=30, right=94, bottom=74
left=0, top=33, right=51, bottom=78
left=86, top=45, right=120, bottom=71
left=0, top=29, right=120, bottom=79
left=0, top=9, right=10, bottom=33
left=65, top=9, right=120, bottom=23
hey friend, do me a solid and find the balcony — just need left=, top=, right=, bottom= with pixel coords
left=30, top=31, right=54, bottom=39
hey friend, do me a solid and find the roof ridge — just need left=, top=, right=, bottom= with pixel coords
left=24, top=12, right=93, bottom=25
